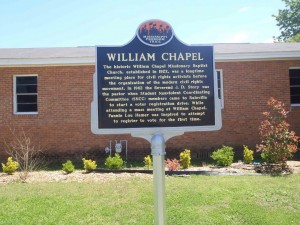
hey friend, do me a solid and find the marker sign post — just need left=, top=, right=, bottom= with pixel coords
left=91, top=20, right=222, bottom=225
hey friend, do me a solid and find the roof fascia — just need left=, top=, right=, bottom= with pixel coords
left=0, top=51, right=300, bottom=67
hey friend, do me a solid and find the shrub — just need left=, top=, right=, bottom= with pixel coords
left=165, top=158, right=180, bottom=171
left=4, top=128, right=43, bottom=181
left=243, top=145, right=254, bottom=164
left=82, top=158, right=97, bottom=172
left=144, top=155, right=152, bottom=170
left=2, top=157, right=19, bottom=175
left=105, top=154, right=124, bottom=169
left=257, top=97, right=299, bottom=169
left=62, top=160, right=75, bottom=174
left=211, top=146, right=234, bottom=166
left=180, top=149, right=191, bottom=169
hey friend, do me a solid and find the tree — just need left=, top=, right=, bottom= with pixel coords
left=4, top=128, right=43, bottom=181
left=287, top=32, right=300, bottom=42
left=273, top=0, right=300, bottom=42
left=257, top=97, right=299, bottom=171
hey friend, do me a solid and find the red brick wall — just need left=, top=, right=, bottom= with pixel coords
left=0, top=60, right=300, bottom=162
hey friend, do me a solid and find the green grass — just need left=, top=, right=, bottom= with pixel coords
left=0, top=174, right=300, bottom=225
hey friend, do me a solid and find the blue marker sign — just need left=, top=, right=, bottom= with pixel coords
left=91, top=19, right=222, bottom=136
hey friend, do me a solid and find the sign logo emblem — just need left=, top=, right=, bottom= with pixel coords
left=137, top=20, right=174, bottom=47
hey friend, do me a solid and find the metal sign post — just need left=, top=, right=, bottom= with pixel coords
left=151, top=133, right=167, bottom=225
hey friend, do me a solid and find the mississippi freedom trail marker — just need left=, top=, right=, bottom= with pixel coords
left=91, top=19, right=222, bottom=225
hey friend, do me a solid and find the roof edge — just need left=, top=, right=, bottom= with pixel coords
left=0, top=51, right=300, bottom=67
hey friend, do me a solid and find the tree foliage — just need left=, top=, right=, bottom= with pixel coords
left=273, top=0, right=300, bottom=42
left=257, top=97, right=299, bottom=167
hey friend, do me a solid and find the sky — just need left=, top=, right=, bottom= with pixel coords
left=0, top=0, right=285, bottom=48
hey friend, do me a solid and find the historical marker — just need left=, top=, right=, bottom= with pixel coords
left=91, top=20, right=222, bottom=225
left=91, top=19, right=222, bottom=136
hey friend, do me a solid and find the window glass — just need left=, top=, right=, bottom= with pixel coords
left=14, top=75, right=38, bottom=113
left=216, top=70, right=224, bottom=108
left=289, top=69, right=300, bottom=105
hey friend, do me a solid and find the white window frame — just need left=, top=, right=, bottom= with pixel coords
left=289, top=67, right=300, bottom=107
left=216, top=69, right=224, bottom=109
left=13, top=74, right=38, bottom=115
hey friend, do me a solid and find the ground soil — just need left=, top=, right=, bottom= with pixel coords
left=1, top=161, right=300, bottom=184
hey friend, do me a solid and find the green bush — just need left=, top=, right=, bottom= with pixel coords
left=243, top=145, right=254, bottom=164
left=144, top=155, right=152, bottom=170
left=211, top=146, right=234, bottom=166
left=180, top=149, right=191, bottom=169
left=82, top=158, right=97, bottom=172
left=2, top=157, right=19, bottom=175
left=62, top=160, right=75, bottom=174
left=105, top=154, right=124, bottom=169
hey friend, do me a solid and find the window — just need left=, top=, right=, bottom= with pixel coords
left=14, top=75, right=38, bottom=114
left=290, top=68, right=300, bottom=106
left=216, top=69, right=224, bottom=109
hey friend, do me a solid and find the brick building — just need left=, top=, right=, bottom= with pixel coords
left=0, top=43, right=300, bottom=161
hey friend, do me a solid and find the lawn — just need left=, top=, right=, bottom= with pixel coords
left=0, top=174, right=300, bottom=225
